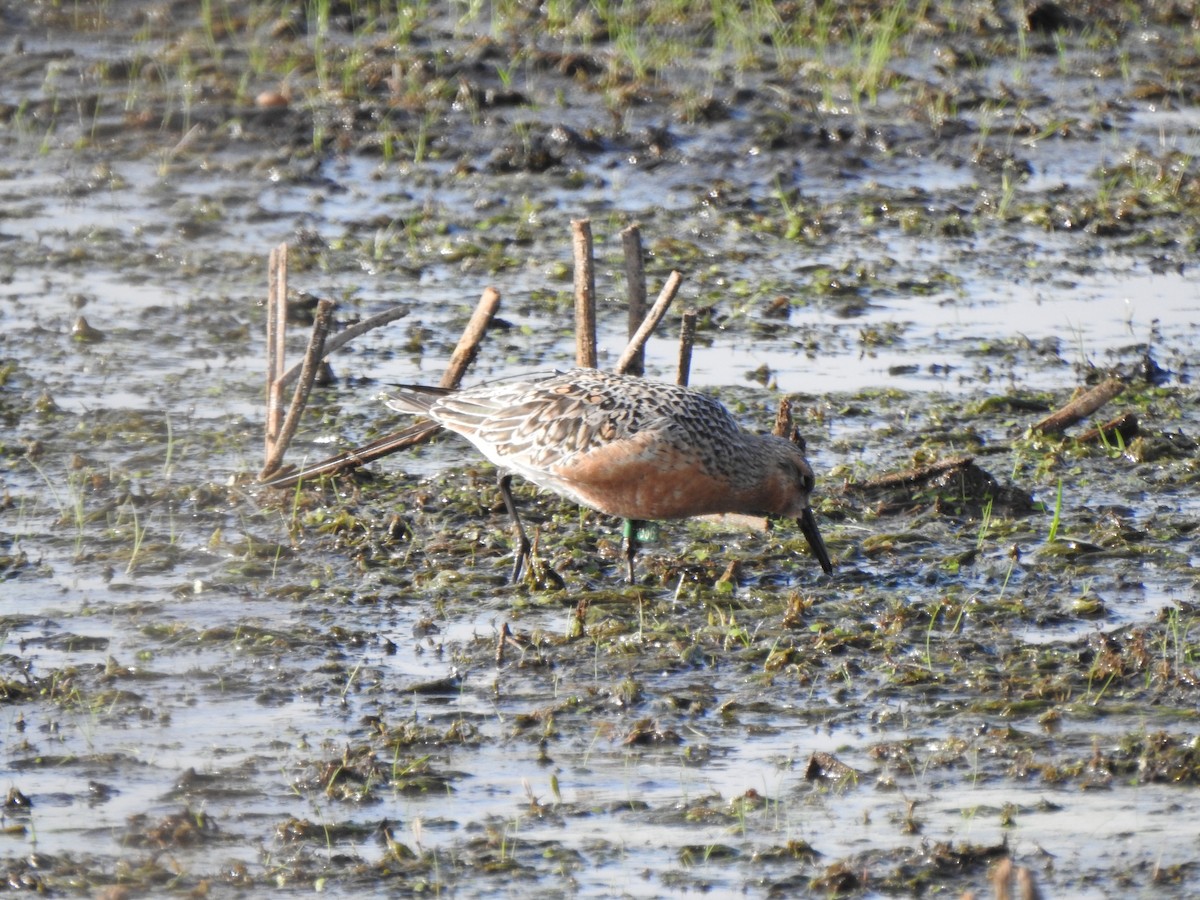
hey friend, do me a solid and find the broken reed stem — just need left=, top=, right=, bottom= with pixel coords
left=614, top=270, right=683, bottom=375
left=495, top=622, right=511, bottom=666
left=441, top=286, right=501, bottom=390
left=1075, top=411, right=1138, bottom=446
left=772, top=396, right=793, bottom=439
left=571, top=218, right=597, bottom=368
left=621, top=223, right=647, bottom=377
left=259, top=421, right=441, bottom=488
left=260, top=289, right=502, bottom=488
left=1031, top=377, right=1125, bottom=435
left=264, top=243, right=288, bottom=457
left=278, top=304, right=408, bottom=388
left=849, top=455, right=975, bottom=492
left=676, top=308, right=697, bottom=386
left=260, top=298, right=335, bottom=479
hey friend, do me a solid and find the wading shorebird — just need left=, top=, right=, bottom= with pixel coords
left=382, top=368, right=833, bottom=583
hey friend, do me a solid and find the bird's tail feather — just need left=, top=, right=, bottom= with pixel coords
left=382, top=383, right=452, bottom=415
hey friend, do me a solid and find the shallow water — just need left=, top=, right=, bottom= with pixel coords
left=2, top=4, right=1200, bottom=898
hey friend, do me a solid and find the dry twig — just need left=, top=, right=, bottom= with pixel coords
left=260, top=298, right=335, bottom=479
left=441, top=286, right=501, bottom=388
left=260, top=287, right=500, bottom=488
left=278, top=304, right=408, bottom=388
left=1075, top=410, right=1139, bottom=446
left=1031, top=377, right=1124, bottom=435
left=772, top=396, right=793, bottom=439
left=572, top=218, right=597, bottom=368
left=614, top=270, right=683, bottom=375
left=849, top=455, right=975, bottom=492
left=264, top=243, right=288, bottom=457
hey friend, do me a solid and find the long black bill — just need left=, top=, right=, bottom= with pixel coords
left=798, top=506, right=834, bottom=575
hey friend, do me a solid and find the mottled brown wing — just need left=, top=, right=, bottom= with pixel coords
left=432, top=384, right=663, bottom=470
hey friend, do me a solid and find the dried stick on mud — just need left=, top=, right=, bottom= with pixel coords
left=441, top=286, right=501, bottom=389
left=614, top=270, right=683, bottom=375
left=1075, top=411, right=1139, bottom=446
left=260, top=287, right=501, bottom=488
left=277, top=305, right=409, bottom=388
left=572, top=218, right=597, bottom=368
left=260, top=298, right=335, bottom=479
left=676, top=308, right=697, bottom=386
left=849, top=455, right=976, bottom=492
left=621, top=223, right=647, bottom=377
left=264, top=243, right=288, bottom=459
left=1031, top=377, right=1125, bottom=435
left=772, top=396, right=793, bottom=439
left=259, top=421, right=442, bottom=489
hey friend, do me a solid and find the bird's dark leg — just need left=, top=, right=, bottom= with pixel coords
left=498, top=474, right=532, bottom=583
left=621, top=519, right=644, bottom=584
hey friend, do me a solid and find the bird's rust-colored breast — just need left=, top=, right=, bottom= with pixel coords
left=546, top=432, right=765, bottom=520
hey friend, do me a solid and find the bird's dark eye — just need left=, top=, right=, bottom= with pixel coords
left=782, top=460, right=813, bottom=493
left=799, top=466, right=815, bottom=493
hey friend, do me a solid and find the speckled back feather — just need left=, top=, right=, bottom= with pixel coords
left=386, top=368, right=747, bottom=472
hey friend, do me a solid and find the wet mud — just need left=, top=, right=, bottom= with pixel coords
left=2, top=2, right=1200, bottom=897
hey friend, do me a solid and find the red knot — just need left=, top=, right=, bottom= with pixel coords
left=384, top=368, right=833, bottom=583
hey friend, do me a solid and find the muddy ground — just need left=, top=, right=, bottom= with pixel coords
left=1, top=1, right=1199, bottom=897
